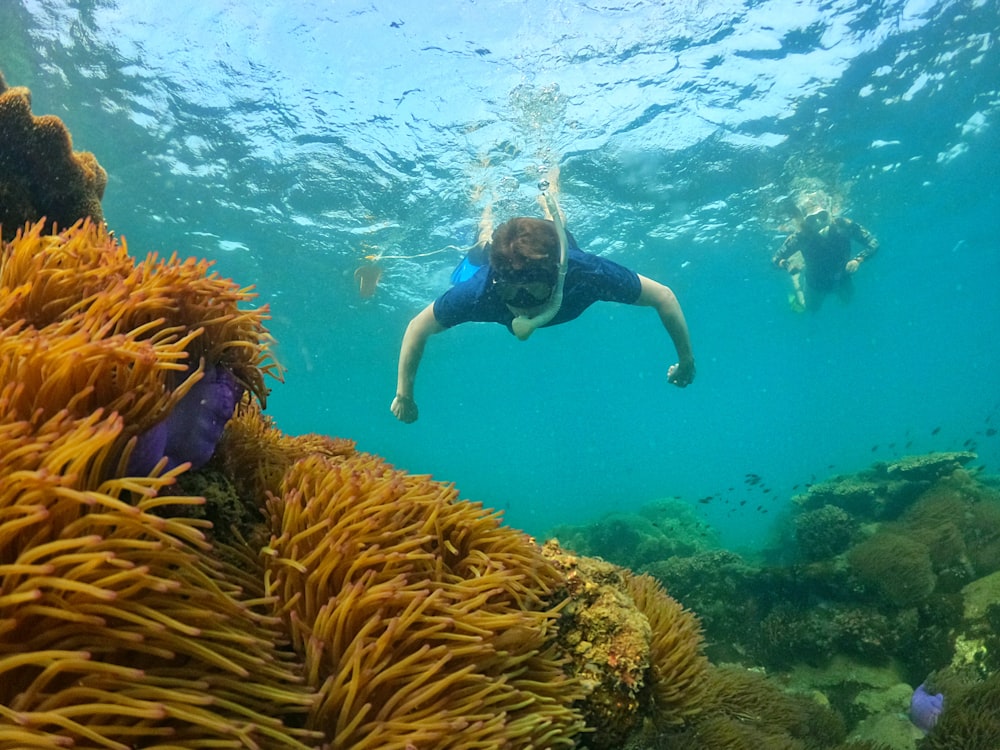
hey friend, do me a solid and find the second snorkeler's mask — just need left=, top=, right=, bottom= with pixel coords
left=803, top=208, right=831, bottom=232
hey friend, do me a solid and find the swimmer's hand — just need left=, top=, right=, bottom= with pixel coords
left=667, top=358, right=696, bottom=388
left=391, top=394, right=419, bottom=423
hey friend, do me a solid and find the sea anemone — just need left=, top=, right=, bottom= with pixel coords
left=847, top=531, right=936, bottom=607
left=265, top=452, right=588, bottom=749
left=1, top=219, right=277, bottom=475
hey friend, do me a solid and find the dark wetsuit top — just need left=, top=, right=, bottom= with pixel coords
left=772, top=217, right=879, bottom=291
left=433, top=231, right=642, bottom=335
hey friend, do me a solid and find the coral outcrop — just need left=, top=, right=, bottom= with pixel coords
left=541, top=543, right=709, bottom=748
left=794, top=452, right=979, bottom=520
left=0, top=72, right=107, bottom=241
left=796, top=503, right=859, bottom=561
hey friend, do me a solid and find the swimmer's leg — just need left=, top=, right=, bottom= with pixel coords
left=477, top=202, right=494, bottom=247
left=786, top=273, right=807, bottom=312
left=537, top=165, right=564, bottom=222
left=836, top=275, right=855, bottom=305
left=784, top=252, right=807, bottom=311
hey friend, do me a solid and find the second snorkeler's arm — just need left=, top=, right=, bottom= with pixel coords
left=391, top=303, right=446, bottom=423
left=634, top=275, right=696, bottom=388
left=772, top=234, right=800, bottom=268
left=842, top=218, right=880, bottom=272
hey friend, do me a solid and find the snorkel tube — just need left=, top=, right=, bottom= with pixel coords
left=511, top=188, right=569, bottom=341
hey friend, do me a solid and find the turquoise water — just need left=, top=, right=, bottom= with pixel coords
left=4, top=0, right=998, bottom=549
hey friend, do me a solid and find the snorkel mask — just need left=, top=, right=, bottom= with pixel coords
left=803, top=208, right=830, bottom=231
left=510, top=187, right=569, bottom=341
left=494, top=264, right=558, bottom=308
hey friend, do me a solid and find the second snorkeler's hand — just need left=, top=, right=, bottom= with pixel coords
left=845, top=259, right=861, bottom=274
left=667, top=358, right=696, bottom=388
left=391, top=394, right=419, bottom=423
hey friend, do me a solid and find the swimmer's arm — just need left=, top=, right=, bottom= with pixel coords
left=634, top=275, right=695, bottom=388
left=392, top=303, right=446, bottom=423
left=848, top=219, right=879, bottom=261
left=772, top=234, right=798, bottom=268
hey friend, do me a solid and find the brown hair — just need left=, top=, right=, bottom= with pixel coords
left=489, top=218, right=560, bottom=275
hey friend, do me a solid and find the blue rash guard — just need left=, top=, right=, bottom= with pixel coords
left=433, top=232, right=643, bottom=335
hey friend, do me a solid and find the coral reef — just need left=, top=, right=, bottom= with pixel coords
left=556, top=456, right=1000, bottom=746
left=884, top=452, right=979, bottom=482
left=2, top=217, right=712, bottom=747
left=7, top=73, right=996, bottom=750
left=0, top=72, right=107, bottom=241
left=794, top=452, right=979, bottom=521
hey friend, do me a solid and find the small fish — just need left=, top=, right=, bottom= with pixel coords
left=986, top=428, right=997, bottom=437
left=931, top=426, right=941, bottom=435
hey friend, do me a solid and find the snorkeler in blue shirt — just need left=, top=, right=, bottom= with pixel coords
left=390, top=192, right=695, bottom=424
